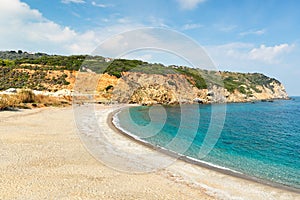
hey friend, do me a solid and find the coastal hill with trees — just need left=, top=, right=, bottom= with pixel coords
left=0, top=50, right=288, bottom=108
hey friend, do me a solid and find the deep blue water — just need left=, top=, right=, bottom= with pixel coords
left=114, top=97, right=300, bottom=189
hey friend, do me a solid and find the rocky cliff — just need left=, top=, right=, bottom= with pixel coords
left=0, top=51, right=289, bottom=105
left=93, top=71, right=289, bottom=105
left=1, top=67, right=287, bottom=105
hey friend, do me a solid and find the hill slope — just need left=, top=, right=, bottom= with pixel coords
left=0, top=51, right=289, bottom=104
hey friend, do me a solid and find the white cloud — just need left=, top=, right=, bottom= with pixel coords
left=93, top=28, right=215, bottom=69
left=249, top=44, right=294, bottom=63
left=122, top=53, right=153, bottom=62
left=3, top=1, right=294, bottom=73
left=206, top=42, right=295, bottom=68
left=91, top=1, right=113, bottom=8
left=0, top=0, right=42, bottom=21
left=177, top=0, right=206, bottom=10
left=205, top=42, right=252, bottom=68
left=182, top=23, right=203, bottom=30
left=61, top=0, right=85, bottom=4
left=0, top=0, right=141, bottom=55
left=240, top=29, right=266, bottom=36
left=206, top=43, right=300, bottom=96
left=0, top=0, right=84, bottom=53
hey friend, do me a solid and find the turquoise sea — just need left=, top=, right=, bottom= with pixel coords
left=114, top=97, right=300, bottom=189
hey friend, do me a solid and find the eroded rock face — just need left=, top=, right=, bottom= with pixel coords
left=111, top=72, right=200, bottom=104
left=252, top=81, right=289, bottom=100
left=129, top=84, right=178, bottom=105
left=94, top=72, right=289, bottom=105
left=223, top=81, right=289, bottom=103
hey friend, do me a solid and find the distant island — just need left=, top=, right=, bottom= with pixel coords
left=0, top=50, right=289, bottom=109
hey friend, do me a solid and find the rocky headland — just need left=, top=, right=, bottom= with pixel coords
left=0, top=51, right=289, bottom=108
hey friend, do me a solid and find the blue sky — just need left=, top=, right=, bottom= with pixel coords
left=1, top=0, right=300, bottom=95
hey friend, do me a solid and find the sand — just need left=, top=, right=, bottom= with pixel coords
left=0, top=105, right=299, bottom=199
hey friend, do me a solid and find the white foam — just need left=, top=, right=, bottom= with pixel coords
left=184, top=155, right=242, bottom=174
left=112, top=111, right=153, bottom=146
left=112, top=110, right=243, bottom=175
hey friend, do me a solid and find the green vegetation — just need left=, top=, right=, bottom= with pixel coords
left=14, top=55, right=86, bottom=70
left=81, top=56, right=107, bottom=73
left=221, top=72, right=278, bottom=95
left=0, top=67, right=29, bottom=90
left=103, top=59, right=147, bottom=78
left=0, top=50, right=281, bottom=93
left=0, top=50, right=47, bottom=60
left=223, top=76, right=243, bottom=93
left=0, top=67, right=70, bottom=91
left=100, top=60, right=209, bottom=89
left=0, top=51, right=86, bottom=70
left=173, top=66, right=208, bottom=89
left=0, top=59, right=15, bottom=67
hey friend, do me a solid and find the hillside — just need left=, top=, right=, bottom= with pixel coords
left=0, top=51, right=289, bottom=105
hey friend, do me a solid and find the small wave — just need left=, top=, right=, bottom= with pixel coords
left=112, top=111, right=153, bottom=146
left=112, top=110, right=243, bottom=176
left=183, top=155, right=242, bottom=174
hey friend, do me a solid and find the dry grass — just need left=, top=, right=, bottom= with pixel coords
left=0, top=94, right=18, bottom=110
left=17, top=90, right=36, bottom=103
left=34, top=94, right=63, bottom=106
left=0, top=89, right=71, bottom=110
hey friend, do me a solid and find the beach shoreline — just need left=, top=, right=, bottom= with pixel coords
left=108, top=105, right=300, bottom=194
left=0, top=105, right=214, bottom=199
left=0, top=105, right=299, bottom=199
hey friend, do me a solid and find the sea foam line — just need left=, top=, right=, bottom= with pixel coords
left=112, top=110, right=242, bottom=175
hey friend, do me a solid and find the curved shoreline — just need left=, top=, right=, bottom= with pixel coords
left=1, top=106, right=218, bottom=199
left=108, top=105, right=300, bottom=194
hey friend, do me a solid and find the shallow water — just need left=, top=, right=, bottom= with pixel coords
left=114, top=98, right=300, bottom=189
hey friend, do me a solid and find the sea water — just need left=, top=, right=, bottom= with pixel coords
left=114, top=97, right=300, bottom=189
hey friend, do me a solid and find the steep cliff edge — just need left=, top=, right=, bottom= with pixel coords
left=103, top=72, right=288, bottom=105
left=0, top=51, right=289, bottom=105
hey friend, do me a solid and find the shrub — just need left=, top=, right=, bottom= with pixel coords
left=0, top=95, right=17, bottom=110
left=18, top=89, right=35, bottom=103
left=34, top=94, right=61, bottom=106
left=238, top=86, right=247, bottom=94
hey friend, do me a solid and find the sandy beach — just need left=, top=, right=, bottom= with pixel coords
left=0, top=105, right=299, bottom=199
